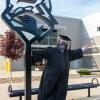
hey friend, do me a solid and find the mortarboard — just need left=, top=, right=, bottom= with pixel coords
left=59, top=35, right=71, bottom=41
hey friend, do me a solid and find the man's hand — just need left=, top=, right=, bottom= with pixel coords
left=82, top=44, right=91, bottom=51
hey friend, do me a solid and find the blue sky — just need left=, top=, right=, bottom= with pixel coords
left=51, top=0, right=100, bottom=18
left=0, top=0, right=100, bottom=18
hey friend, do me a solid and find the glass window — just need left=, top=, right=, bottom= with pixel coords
left=39, top=38, right=48, bottom=45
left=32, top=32, right=57, bottom=45
left=49, top=38, right=57, bottom=45
left=49, top=32, right=57, bottom=37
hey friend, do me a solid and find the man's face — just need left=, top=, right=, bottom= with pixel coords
left=57, top=39, right=68, bottom=52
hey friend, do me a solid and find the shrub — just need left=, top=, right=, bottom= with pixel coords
left=77, top=69, right=91, bottom=75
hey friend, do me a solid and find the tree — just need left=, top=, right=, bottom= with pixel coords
left=0, top=30, right=24, bottom=60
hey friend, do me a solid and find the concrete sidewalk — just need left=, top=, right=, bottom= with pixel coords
left=0, top=70, right=42, bottom=78
left=0, top=78, right=100, bottom=100
left=1, top=70, right=100, bottom=99
left=0, top=70, right=81, bottom=83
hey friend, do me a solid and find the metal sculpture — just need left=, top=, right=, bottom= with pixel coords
left=1, top=0, right=58, bottom=100
left=2, top=0, right=58, bottom=42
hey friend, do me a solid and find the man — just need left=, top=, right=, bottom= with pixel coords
left=32, top=35, right=87, bottom=100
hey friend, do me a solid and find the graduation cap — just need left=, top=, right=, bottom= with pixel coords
left=59, top=35, right=71, bottom=41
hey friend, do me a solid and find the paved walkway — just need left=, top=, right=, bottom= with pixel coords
left=0, top=70, right=80, bottom=77
left=0, top=70, right=100, bottom=100
left=0, top=70, right=42, bottom=78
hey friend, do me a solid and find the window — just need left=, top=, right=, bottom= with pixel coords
left=32, top=29, right=57, bottom=45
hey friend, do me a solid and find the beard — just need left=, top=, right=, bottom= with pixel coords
left=57, top=44, right=68, bottom=52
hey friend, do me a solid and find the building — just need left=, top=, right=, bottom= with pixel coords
left=0, top=12, right=100, bottom=71
left=81, top=13, right=100, bottom=69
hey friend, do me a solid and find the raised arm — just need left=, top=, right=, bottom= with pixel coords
left=69, top=49, right=83, bottom=61
left=69, top=44, right=89, bottom=61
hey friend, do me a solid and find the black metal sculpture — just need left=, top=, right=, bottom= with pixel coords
left=1, top=0, right=58, bottom=100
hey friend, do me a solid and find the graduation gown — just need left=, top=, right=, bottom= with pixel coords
left=32, top=47, right=83, bottom=100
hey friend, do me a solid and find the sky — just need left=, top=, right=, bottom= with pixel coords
left=0, top=0, right=100, bottom=18
left=51, top=0, right=100, bottom=18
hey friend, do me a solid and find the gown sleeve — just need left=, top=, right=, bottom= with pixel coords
left=31, top=47, right=49, bottom=65
left=69, top=48, right=83, bottom=61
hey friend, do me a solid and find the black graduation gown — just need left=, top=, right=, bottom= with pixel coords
left=32, top=47, right=83, bottom=100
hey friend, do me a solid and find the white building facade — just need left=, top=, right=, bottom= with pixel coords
left=81, top=13, right=100, bottom=69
